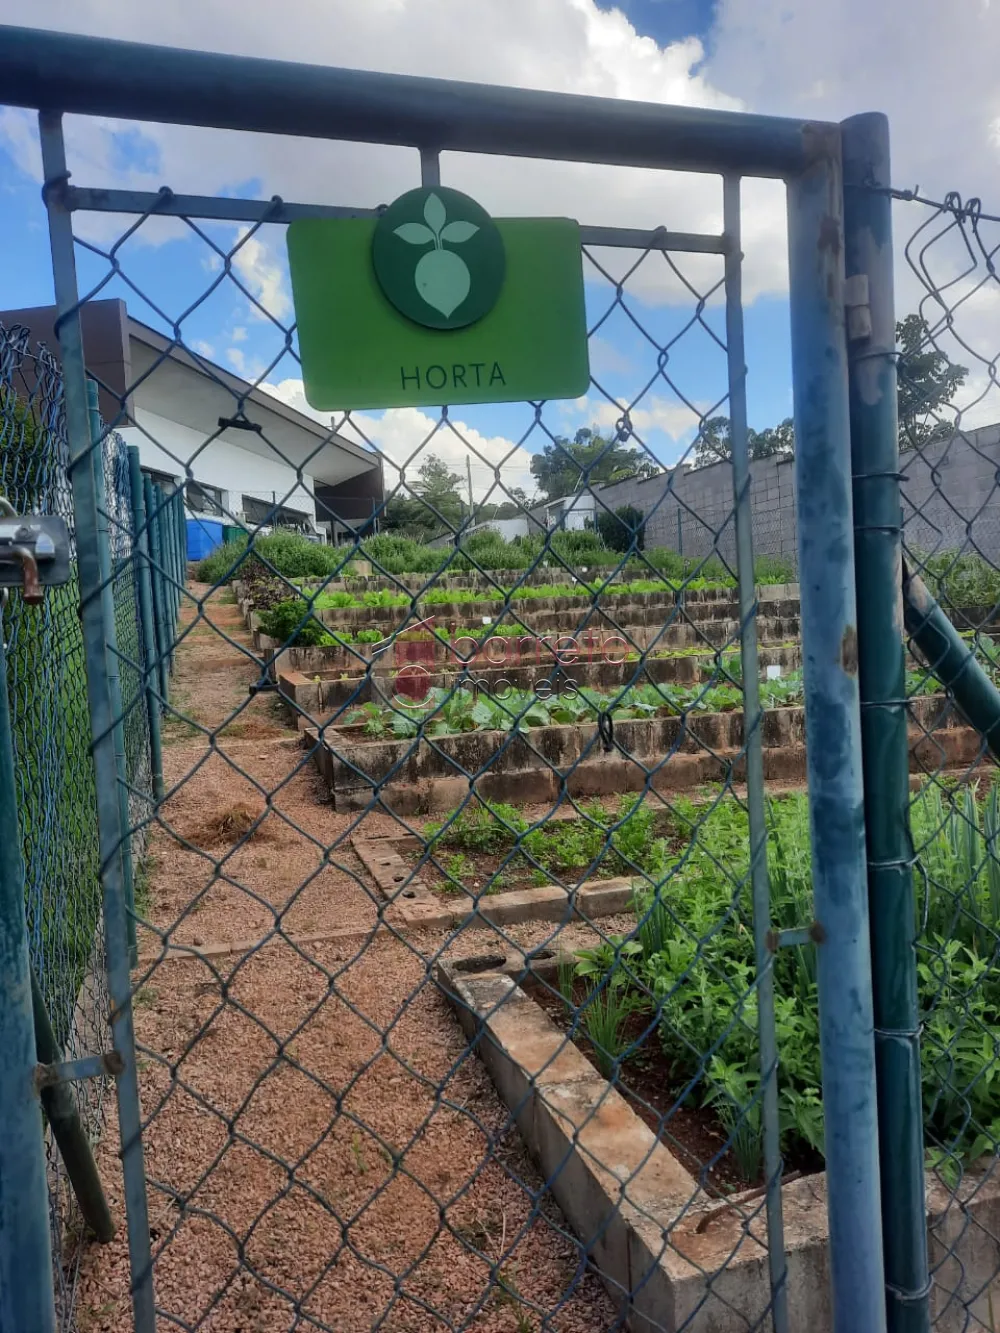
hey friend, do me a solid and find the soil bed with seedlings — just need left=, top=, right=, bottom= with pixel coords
left=411, top=795, right=679, bottom=898
left=520, top=970, right=822, bottom=1195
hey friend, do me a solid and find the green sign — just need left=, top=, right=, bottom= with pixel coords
left=287, top=192, right=589, bottom=411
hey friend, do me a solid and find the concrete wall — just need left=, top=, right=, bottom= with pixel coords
left=594, top=423, right=1000, bottom=568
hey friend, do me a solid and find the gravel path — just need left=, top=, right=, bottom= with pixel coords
left=75, top=584, right=618, bottom=1332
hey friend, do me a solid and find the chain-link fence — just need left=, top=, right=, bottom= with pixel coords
left=8, top=33, right=1000, bottom=1333
left=884, top=187, right=1000, bottom=1329
left=0, top=320, right=180, bottom=1330
left=14, top=114, right=837, bottom=1329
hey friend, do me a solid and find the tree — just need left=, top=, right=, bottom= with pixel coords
left=530, top=427, right=660, bottom=502
left=596, top=504, right=646, bottom=553
left=383, top=454, right=465, bottom=537
left=693, top=415, right=795, bottom=468
left=692, top=314, right=968, bottom=466
left=475, top=486, right=535, bottom=523
left=896, top=313, right=968, bottom=449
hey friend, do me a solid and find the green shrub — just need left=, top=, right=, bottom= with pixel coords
left=361, top=533, right=452, bottom=576
left=257, top=598, right=334, bottom=646
left=198, top=531, right=359, bottom=585
left=196, top=536, right=249, bottom=583
left=914, top=548, right=1000, bottom=610
left=596, top=504, right=646, bottom=553
left=753, top=554, right=796, bottom=585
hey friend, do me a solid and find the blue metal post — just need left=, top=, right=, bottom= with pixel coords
left=842, top=112, right=930, bottom=1333
left=145, top=477, right=169, bottom=704
left=724, top=172, right=788, bottom=1333
left=127, top=446, right=165, bottom=801
left=0, top=628, right=57, bottom=1333
left=40, top=108, right=156, bottom=1333
left=786, top=131, right=887, bottom=1332
left=87, top=380, right=138, bottom=966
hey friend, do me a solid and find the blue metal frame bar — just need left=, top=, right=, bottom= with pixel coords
left=39, top=109, right=157, bottom=1333
left=87, top=379, right=138, bottom=967
left=3, top=24, right=829, bottom=176
left=60, top=185, right=728, bottom=254
left=1, top=27, right=894, bottom=1322
left=787, top=131, right=887, bottom=1332
left=0, top=629, right=57, bottom=1333
left=723, top=172, right=789, bottom=1333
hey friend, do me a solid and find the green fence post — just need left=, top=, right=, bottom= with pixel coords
left=176, top=491, right=187, bottom=606
left=167, top=491, right=178, bottom=622
left=127, top=448, right=164, bottom=801
left=145, top=478, right=169, bottom=707
left=87, top=382, right=138, bottom=967
left=903, top=566, right=1000, bottom=758
left=166, top=490, right=180, bottom=659
left=0, top=631, right=57, bottom=1332
left=843, top=112, right=929, bottom=1332
left=159, top=487, right=173, bottom=639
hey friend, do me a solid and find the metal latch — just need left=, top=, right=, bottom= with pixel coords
left=0, top=512, right=71, bottom=603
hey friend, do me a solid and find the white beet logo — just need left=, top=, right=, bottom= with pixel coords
left=394, top=193, right=480, bottom=318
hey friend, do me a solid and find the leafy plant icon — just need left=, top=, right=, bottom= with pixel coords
left=394, top=193, right=480, bottom=318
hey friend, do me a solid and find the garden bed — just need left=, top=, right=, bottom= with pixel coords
left=308, top=692, right=978, bottom=813
left=277, top=643, right=803, bottom=720
left=402, top=794, right=680, bottom=897
left=444, top=778, right=1000, bottom=1196
left=520, top=970, right=822, bottom=1192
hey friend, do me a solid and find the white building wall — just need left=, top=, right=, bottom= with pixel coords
left=121, top=407, right=318, bottom=522
left=465, top=517, right=532, bottom=541
left=547, top=491, right=595, bottom=531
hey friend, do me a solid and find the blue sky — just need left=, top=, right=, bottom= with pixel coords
left=597, top=0, right=717, bottom=49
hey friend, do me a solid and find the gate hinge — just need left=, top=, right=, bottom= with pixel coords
left=35, top=1050, right=125, bottom=1090
left=844, top=273, right=872, bottom=341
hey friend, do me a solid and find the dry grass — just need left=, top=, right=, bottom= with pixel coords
left=75, top=583, right=616, bottom=1333
left=174, top=799, right=285, bottom=850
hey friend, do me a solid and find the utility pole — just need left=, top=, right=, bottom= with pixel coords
left=466, top=455, right=474, bottom=520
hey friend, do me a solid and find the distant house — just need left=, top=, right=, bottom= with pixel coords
left=0, top=299, right=384, bottom=542
left=462, top=489, right=595, bottom=543
left=541, top=490, right=596, bottom=532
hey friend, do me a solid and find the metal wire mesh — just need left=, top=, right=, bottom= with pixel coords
left=0, top=322, right=111, bottom=1328
left=880, top=186, right=1000, bottom=1329
left=25, top=167, right=840, bottom=1333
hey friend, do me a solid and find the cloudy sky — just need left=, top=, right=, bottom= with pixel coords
left=1, top=0, right=999, bottom=506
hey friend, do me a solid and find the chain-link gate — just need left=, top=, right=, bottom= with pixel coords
left=9, top=23, right=999, bottom=1333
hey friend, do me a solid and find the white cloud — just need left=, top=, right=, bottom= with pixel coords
left=262, top=376, right=537, bottom=500
left=6, top=0, right=1000, bottom=429
left=230, top=227, right=292, bottom=322
left=231, top=325, right=248, bottom=342
left=191, top=339, right=214, bottom=357
left=225, top=346, right=247, bottom=374
left=348, top=408, right=538, bottom=503
left=0, top=0, right=786, bottom=306
left=589, top=394, right=708, bottom=443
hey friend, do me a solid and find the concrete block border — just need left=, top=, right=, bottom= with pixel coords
left=351, top=832, right=637, bottom=929
left=437, top=961, right=1000, bottom=1332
